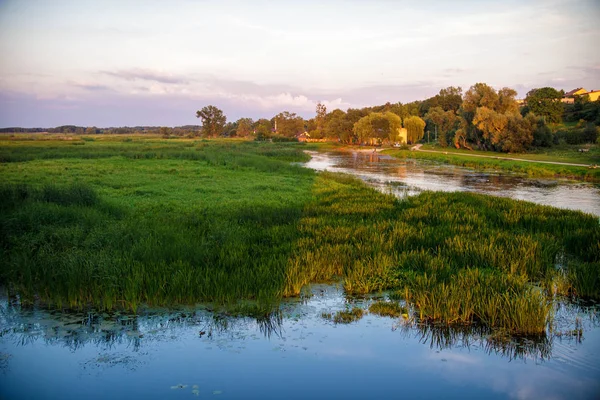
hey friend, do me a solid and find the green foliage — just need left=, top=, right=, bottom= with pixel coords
left=195, top=105, right=227, bottom=137
left=274, top=111, right=304, bottom=138
left=332, top=308, right=365, bottom=324
left=2, top=137, right=599, bottom=336
left=525, top=87, right=564, bottom=123
left=368, top=301, right=406, bottom=317
left=403, top=115, right=426, bottom=143
left=352, top=112, right=402, bottom=144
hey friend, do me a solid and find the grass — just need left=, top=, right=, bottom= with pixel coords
left=368, top=301, right=407, bottom=318
left=1, top=136, right=598, bottom=336
left=332, top=307, right=365, bottom=324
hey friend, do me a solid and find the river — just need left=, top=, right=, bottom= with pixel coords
left=304, top=150, right=600, bottom=216
left=1, top=151, right=599, bottom=400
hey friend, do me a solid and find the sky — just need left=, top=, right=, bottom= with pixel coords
left=0, top=0, right=599, bottom=127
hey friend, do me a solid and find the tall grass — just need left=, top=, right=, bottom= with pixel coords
left=1, top=138, right=598, bottom=335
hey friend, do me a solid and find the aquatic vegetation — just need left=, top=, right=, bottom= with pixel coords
left=1, top=137, right=598, bottom=336
left=368, top=301, right=406, bottom=318
left=332, top=308, right=365, bottom=324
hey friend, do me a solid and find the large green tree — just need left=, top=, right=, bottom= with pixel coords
left=353, top=112, right=402, bottom=144
left=403, top=115, right=426, bottom=143
left=325, top=109, right=355, bottom=143
left=196, top=105, right=227, bottom=137
left=235, top=118, right=253, bottom=137
left=425, top=106, right=456, bottom=147
left=274, top=111, right=305, bottom=138
left=525, top=87, right=564, bottom=123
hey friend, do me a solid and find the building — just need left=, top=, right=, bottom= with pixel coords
left=562, top=88, right=600, bottom=103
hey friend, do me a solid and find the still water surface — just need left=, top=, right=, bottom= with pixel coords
left=1, top=286, right=599, bottom=400
left=1, top=151, right=600, bottom=399
left=304, top=150, right=600, bottom=216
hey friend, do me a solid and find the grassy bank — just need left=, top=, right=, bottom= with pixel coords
left=384, top=146, right=600, bottom=182
left=1, top=137, right=598, bottom=335
left=0, top=139, right=315, bottom=312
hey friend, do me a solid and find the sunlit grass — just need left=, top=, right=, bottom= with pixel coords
left=1, top=137, right=598, bottom=336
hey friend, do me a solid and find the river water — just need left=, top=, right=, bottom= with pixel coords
left=304, top=150, right=600, bottom=216
left=1, top=151, right=600, bottom=400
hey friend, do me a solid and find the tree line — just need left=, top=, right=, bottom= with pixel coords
left=3, top=82, right=598, bottom=152
left=194, top=83, right=599, bottom=152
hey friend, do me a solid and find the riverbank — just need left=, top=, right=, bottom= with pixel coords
left=307, top=142, right=600, bottom=182
left=385, top=146, right=600, bottom=182
left=1, top=138, right=598, bottom=335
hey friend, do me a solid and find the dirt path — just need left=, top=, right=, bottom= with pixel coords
left=409, top=144, right=593, bottom=168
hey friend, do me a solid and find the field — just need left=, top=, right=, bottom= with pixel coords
left=1, top=135, right=598, bottom=335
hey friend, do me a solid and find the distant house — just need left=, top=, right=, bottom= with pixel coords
left=562, top=87, right=600, bottom=103
left=565, top=88, right=587, bottom=97
left=586, top=90, right=600, bottom=102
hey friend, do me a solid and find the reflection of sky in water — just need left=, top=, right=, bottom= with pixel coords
left=1, top=285, right=599, bottom=400
left=304, top=151, right=600, bottom=216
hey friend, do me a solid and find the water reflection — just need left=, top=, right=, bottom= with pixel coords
left=304, top=151, right=600, bottom=216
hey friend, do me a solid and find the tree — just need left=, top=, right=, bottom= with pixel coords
left=195, top=105, right=226, bottom=137
left=403, top=116, right=426, bottom=143
left=325, top=109, right=355, bottom=143
left=253, top=119, right=272, bottom=140
left=496, top=113, right=535, bottom=152
left=425, top=107, right=456, bottom=147
left=525, top=87, right=564, bottom=123
left=274, top=111, right=304, bottom=137
left=437, top=86, right=463, bottom=112
left=352, top=112, right=402, bottom=144
left=236, top=118, right=253, bottom=137
left=85, top=126, right=97, bottom=135
left=310, top=102, right=327, bottom=139
left=472, top=107, right=508, bottom=148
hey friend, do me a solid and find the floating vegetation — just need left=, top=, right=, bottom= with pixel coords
left=368, top=301, right=407, bottom=318
left=332, top=308, right=365, bottom=324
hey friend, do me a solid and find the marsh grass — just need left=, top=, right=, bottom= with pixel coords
left=1, top=137, right=598, bottom=335
left=332, top=307, right=365, bottom=324
left=368, top=301, right=407, bottom=318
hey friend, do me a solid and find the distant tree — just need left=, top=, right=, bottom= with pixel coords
left=195, top=105, right=226, bottom=137
left=274, top=111, right=304, bottom=137
left=525, top=87, right=563, bottom=123
left=159, top=126, right=172, bottom=138
left=425, top=106, right=456, bottom=147
left=497, top=87, right=519, bottom=114
left=235, top=118, right=253, bottom=137
left=325, top=109, right=355, bottom=143
left=353, top=112, right=402, bottom=144
left=85, top=126, right=97, bottom=135
left=496, top=113, right=535, bottom=152
left=531, top=115, right=553, bottom=147
left=472, top=107, right=508, bottom=148
left=437, top=86, right=463, bottom=112
left=308, top=102, right=327, bottom=139
left=253, top=119, right=272, bottom=140
left=403, top=115, right=426, bottom=143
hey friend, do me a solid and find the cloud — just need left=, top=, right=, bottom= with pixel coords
left=101, top=68, right=189, bottom=84
left=71, top=82, right=113, bottom=91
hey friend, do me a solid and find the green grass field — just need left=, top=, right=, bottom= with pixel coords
left=1, top=135, right=598, bottom=335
